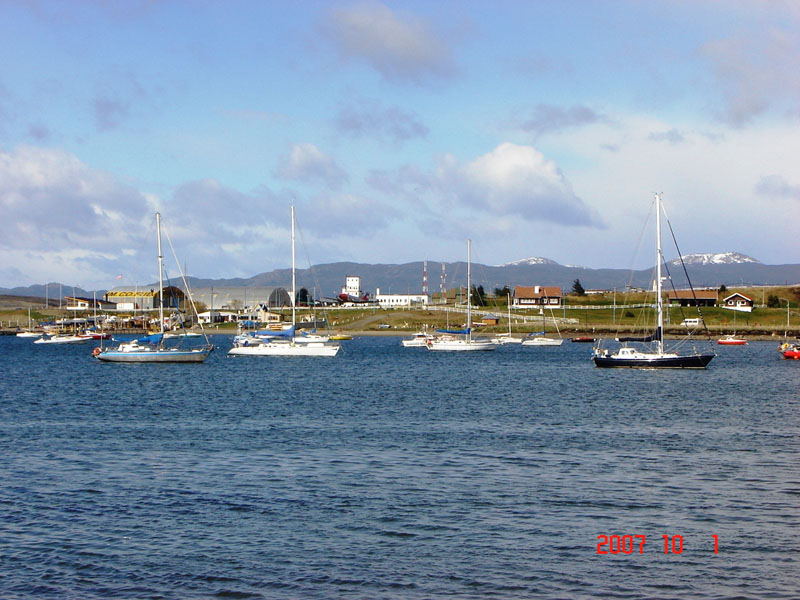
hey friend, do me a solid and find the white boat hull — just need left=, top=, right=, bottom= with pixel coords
left=402, top=339, right=429, bottom=347
left=16, top=331, right=42, bottom=338
left=228, top=340, right=340, bottom=357
left=96, top=348, right=213, bottom=363
left=427, top=338, right=497, bottom=352
left=491, top=335, right=522, bottom=345
left=34, top=335, right=91, bottom=344
left=293, top=334, right=330, bottom=343
left=522, top=337, right=563, bottom=346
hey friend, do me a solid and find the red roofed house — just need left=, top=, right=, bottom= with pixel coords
left=666, top=289, right=718, bottom=307
left=513, top=286, right=563, bottom=308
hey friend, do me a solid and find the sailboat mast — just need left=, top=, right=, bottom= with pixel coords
left=655, top=193, right=664, bottom=353
left=291, top=205, right=296, bottom=329
left=156, top=212, right=164, bottom=334
left=467, top=238, right=472, bottom=342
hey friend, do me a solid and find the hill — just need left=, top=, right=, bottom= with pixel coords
left=2, top=257, right=798, bottom=300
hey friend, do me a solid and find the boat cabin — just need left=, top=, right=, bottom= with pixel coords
left=721, top=293, right=754, bottom=313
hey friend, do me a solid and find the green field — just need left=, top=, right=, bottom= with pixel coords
left=2, top=286, right=798, bottom=338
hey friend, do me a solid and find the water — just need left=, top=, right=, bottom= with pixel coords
left=1, top=336, right=798, bottom=599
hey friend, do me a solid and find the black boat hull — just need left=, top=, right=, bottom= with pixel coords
left=593, top=354, right=714, bottom=369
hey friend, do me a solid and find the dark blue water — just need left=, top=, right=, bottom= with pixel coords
left=1, top=336, right=798, bottom=599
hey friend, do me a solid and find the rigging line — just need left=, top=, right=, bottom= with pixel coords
left=292, top=215, right=323, bottom=300
left=161, top=270, right=189, bottom=333
left=662, top=208, right=714, bottom=346
left=292, top=214, right=332, bottom=331
left=624, top=196, right=656, bottom=292
left=160, top=218, right=209, bottom=341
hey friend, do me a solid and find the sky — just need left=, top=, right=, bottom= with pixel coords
left=1, top=0, right=799, bottom=290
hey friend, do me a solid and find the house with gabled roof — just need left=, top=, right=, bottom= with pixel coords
left=721, top=292, right=754, bottom=312
left=513, top=286, right=562, bottom=308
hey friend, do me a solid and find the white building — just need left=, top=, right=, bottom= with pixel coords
left=374, top=288, right=429, bottom=308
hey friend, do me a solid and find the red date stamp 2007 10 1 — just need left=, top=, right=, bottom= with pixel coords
left=597, top=534, right=719, bottom=554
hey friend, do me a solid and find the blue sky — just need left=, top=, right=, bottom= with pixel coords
left=1, top=0, right=799, bottom=289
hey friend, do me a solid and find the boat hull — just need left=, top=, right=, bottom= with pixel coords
left=96, top=348, right=212, bottom=363
left=491, top=335, right=523, bottom=345
left=522, top=337, right=563, bottom=346
left=228, top=341, right=340, bottom=357
left=782, top=349, right=800, bottom=360
left=717, top=338, right=747, bottom=345
left=402, top=339, right=430, bottom=347
left=593, top=353, right=714, bottom=369
left=427, top=339, right=497, bottom=352
left=34, top=335, right=91, bottom=344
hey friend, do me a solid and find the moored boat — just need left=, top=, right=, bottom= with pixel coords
left=228, top=206, right=340, bottom=358
left=402, top=328, right=434, bottom=347
left=16, top=330, right=43, bottom=338
left=34, top=333, right=91, bottom=344
left=592, top=193, right=715, bottom=369
left=95, top=212, right=213, bottom=363
left=427, top=240, right=497, bottom=352
left=717, top=335, right=747, bottom=346
left=779, top=342, right=800, bottom=360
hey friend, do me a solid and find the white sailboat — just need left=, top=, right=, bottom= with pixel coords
left=95, top=212, right=213, bottom=363
left=522, top=307, right=564, bottom=346
left=34, top=332, right=90, bottom=344
left=492, top=294, right=522, bottom=344
left=592, top=193, right=715, bottom=369
left=427, top=239, right=497, bottom=352
left=402, top=325, right=434, bottom=347
left=228, top=206, right=340, bottom=357
left=16, top=308, right=42, bottom=337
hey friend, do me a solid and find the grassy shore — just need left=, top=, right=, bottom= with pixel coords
left=2, top=286, right=798, bottom=339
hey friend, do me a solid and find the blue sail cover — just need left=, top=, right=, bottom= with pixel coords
left=255, top=327, right=295, bottom=338
left=137, top=333, right=164, bottom=344
left=436, top=328, right=470, bottom=335
left=618, top=328, right=661, bottom=343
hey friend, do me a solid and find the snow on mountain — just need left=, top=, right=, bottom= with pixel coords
left=500, top=257, right=560, bottom=267
left=669, top=252, right=761, bottom=266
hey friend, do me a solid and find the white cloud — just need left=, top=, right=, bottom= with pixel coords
left=544, top=114, right=800, bottom=267
left=0, top=146, right=156, bottom=286
left=275, top=143, right=348, bottom=188
left=322, top=1, right=456, bottom=85
left=0, top=146, right=149, bottom=252
left=437, top=143, right=606, bottom=228
left=700, top=27, right=800, bottom=126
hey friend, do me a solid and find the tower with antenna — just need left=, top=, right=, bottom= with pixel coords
left=422, top=260, right=428, bottom=295
left=440, top=263, right=446, bottom=304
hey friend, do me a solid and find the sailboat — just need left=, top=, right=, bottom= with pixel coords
left=16, top=308, right=42, bottom=337
left=228, top=206, right=340, bottom=357
left=492, top=294, right=523, bottom=344
left=717, top=311, right=747, bottom=345
left=522, top=306, right=563, bottom=346
left=94, top=213, right=213, bottom=363
left=427, top=239, right=497, bottom=352
left=592, top=193, right=715, bottom=369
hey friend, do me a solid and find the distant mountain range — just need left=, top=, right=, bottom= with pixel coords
left=2, top=253, right=798, bottom=301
